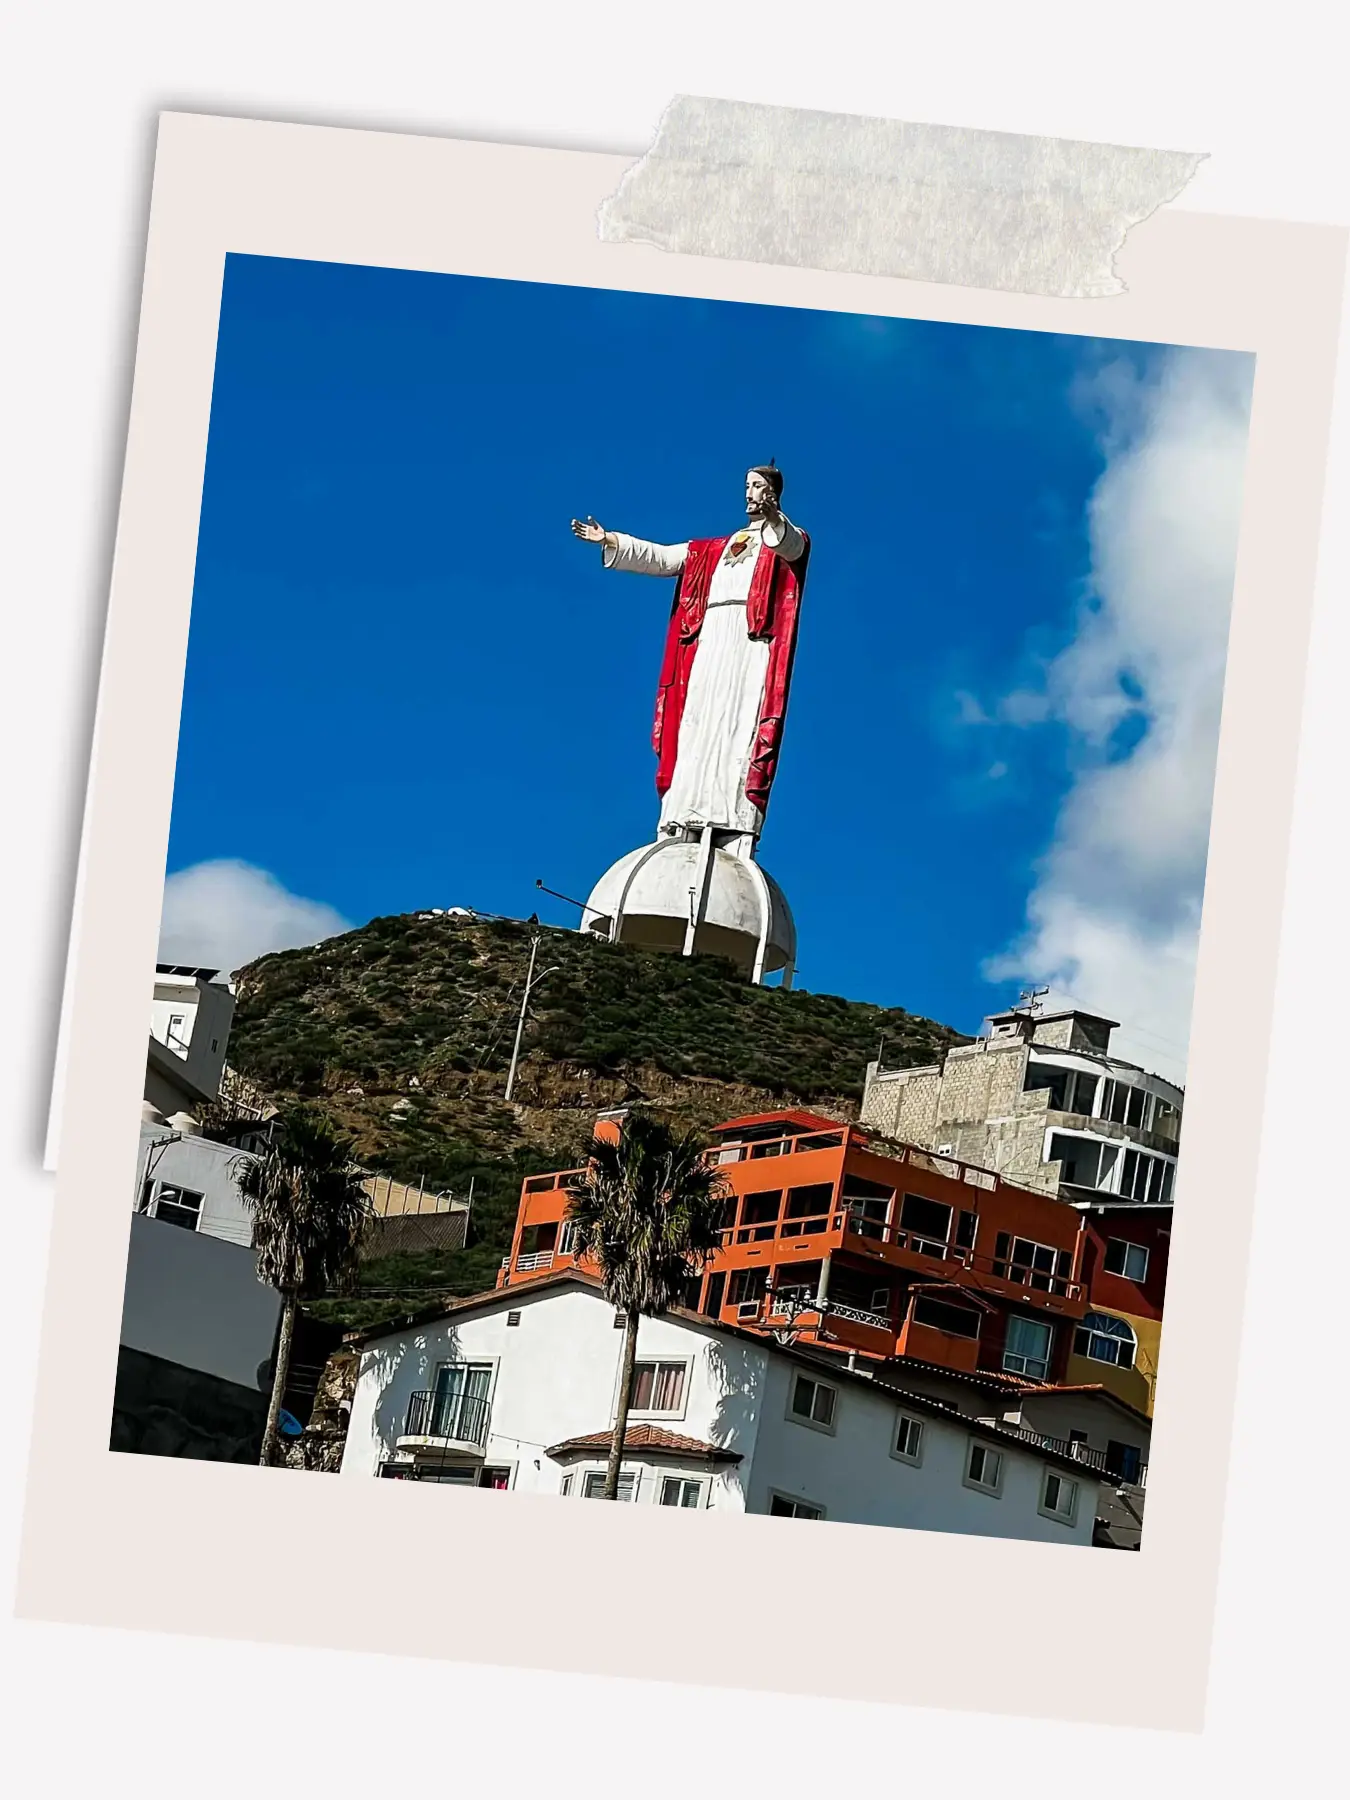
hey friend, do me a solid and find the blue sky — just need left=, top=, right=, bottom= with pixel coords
left=167, top=253, right=1196, bottom=1039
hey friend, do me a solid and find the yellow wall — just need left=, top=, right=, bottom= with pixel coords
left=1065, top=1308, right=1161, bottom=1418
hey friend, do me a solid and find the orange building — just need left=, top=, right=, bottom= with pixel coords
left=500, top=1108, right=1094, bottom=1388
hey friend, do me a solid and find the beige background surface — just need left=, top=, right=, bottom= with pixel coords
left=17, top=112, right=1345, bottom=1731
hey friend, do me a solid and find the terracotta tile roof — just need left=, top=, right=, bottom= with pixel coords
left=546, top=1424, right=742, bottom=1463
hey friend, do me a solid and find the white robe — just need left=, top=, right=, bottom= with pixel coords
left=603, top=514, right=806, bottom=838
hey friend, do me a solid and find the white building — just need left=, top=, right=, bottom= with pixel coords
left=341, top=1271, right=1103, bottom=1546
left=147, top=964, right=236, bottom=1115
left=135, top=1114, right=266, bottom=1245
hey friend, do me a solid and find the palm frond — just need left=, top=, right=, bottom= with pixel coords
left=563, top=1112, right=728, bottom=1316
left=230, top=1110, right=372, bottom=1298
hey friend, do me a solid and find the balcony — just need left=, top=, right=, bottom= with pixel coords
left=397, top=1391, right=491, bottom=1459
left=514, top=1250, right=555, bottom=1274
left=998, top=1427, right=1148, bottom=1489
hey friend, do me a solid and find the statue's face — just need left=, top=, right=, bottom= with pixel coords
left=745, top=469, right=775, bottom=515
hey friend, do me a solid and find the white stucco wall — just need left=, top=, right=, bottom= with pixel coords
left=341, top=1285, right=769, bottom=1509
left=747, top=1359, right=1094, bottom=1545
left=343, top=1285, right=1096, bottom=1546
left=136, top=1125, right=256, bottom=1246
left=150, top=975, right=234, bottom=1100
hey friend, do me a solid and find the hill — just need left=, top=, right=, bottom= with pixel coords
left=227, top=912, right=967, bottom=1324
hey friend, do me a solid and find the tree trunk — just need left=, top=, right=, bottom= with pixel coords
left=260, top=1294, right=298, bottom=1468
left=604, top=1307, right=640, bottom=1500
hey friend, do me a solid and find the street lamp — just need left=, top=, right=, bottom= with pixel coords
left=504, top=935, right=561, bottom=1103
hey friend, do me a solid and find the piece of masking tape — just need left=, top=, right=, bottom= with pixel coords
left=597, top=96, right=1206, bottom=299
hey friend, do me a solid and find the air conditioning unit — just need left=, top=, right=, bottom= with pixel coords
left=737, top=1300, right=762, bottom=1321
left=936, top=1143, right=956, bottom=1157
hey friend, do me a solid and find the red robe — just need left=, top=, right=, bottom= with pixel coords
left=652, top=529, right=811, bottom=820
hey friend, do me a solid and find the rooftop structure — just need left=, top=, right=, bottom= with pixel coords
left=861, top=1006, right=1183, bottom=1208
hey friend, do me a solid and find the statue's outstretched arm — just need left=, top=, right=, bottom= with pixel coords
left=571, top=517, right=686, bottom=577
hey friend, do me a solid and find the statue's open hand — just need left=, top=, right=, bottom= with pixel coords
left=571, top=516, right=607, bottom=543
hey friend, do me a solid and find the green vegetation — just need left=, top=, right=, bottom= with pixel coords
left=227, top=912, right=965, bottom=1330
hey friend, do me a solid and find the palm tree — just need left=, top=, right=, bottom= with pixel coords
left=231, top=1110, right=372, bottom=1467
left=564, top=1113, right=728, bottom=1500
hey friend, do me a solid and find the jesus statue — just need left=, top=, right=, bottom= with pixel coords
left=571, top=465, right=810, bottom=849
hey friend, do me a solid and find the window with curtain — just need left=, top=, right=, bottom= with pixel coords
left=631, top=1360, right=687, bottom=1413
left=1073, top=1312, right=1137, bottom=1368
left=1002, top=1314, right=1054, bottom=1379
left=430, top=1363, right=492, bottom=1442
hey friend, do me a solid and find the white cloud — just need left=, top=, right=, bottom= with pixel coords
left=158, top=860, right=352, bottom=976
left=985, top=347, right=1254, bottom=1085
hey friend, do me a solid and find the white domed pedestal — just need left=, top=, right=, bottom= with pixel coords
left=581, top=830, right=795, bottom=986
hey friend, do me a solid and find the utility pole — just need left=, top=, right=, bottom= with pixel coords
left=504, top=936, right=561, bottom=1103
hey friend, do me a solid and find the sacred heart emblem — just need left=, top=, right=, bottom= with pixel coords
left=724, top=532, right=753, bottom=563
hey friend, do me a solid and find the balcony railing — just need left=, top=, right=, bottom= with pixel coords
left=514, top=1250, right=555, bottom=1274
left=402, top=1390, right=490, bottom=1449
left=718, top=1205, right=1082, bottom=1302
left=822, top=1300, right=892, bottom=1331
left=999, top=1426, right=1147, bottom=1488
left=762, top=1292, right=890, bottom=1334
left=710, top=1128, right=850, bottom=1165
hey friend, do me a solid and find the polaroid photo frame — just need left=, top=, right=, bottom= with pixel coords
left=19, top=112, right=1345, bottom=1730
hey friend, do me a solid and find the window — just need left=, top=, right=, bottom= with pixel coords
left=739, top=1189, right=783, bottom=1237
left=429, top=1363, right=493, bottom=1444
left=506, top=1310, right=522, bottom=1327
left=869, top=1286, right=891, bottom=1314
left=769, top=1493, right=824, bottom=1520
left=152, top=1184, right=203, bottom=1230
left=788, top=1373, right=837, bottom=1432
left=1124, top=1147, right=1175, bottom=1203
left=479, top=1467, right=512, bottom=1490
left=630, top=1360, right=687, bottom=1415
left=166, top=1012, right=189, bottom=1052
left=583, top=1469, right=638, bottom=1501
left=1073, top=1311, right=1137, bottom=1369
left=842, top=1174, right=892, bottom=1239
left=898, top=1193, right=952, bottom=1251
left=1048, top=1133, right=1119, bottom=1193
left=1105, top=1440, right=1144, bottom=1485
left=557, top=1220, right=579, bottom=1256
left=994, top=1233, right=1072, bottom=1292
left=136, top=1179, right=154, bottom=1214
left=659, top=1477, right=704, bottom=1508
left=702, top=1271, right=726, bottom=1318
left=1024, top=1061, right=1071, bottom=1109
left=891, top=1414, right=924, bottom=1465
left=1003, top=1314, right=1054, bottom=1380
left=785, top=1184, right=834, bottom=1232
left=728, top=1267, right=768, bottom=1307
left=560, top=1473, right=573, bottom=1497
left=1040, top=1469, right=1079, bottom=1524
left=955, top=1209, right=978, bottom=1250
left=1025, top=1062, right=1098, bottom=1116
left=911, top=1296, right=982, bottom=1339
left=1103, top=1238, right=1149, bottom=1282
left=965, top=1441, right=1003, bottom=1495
